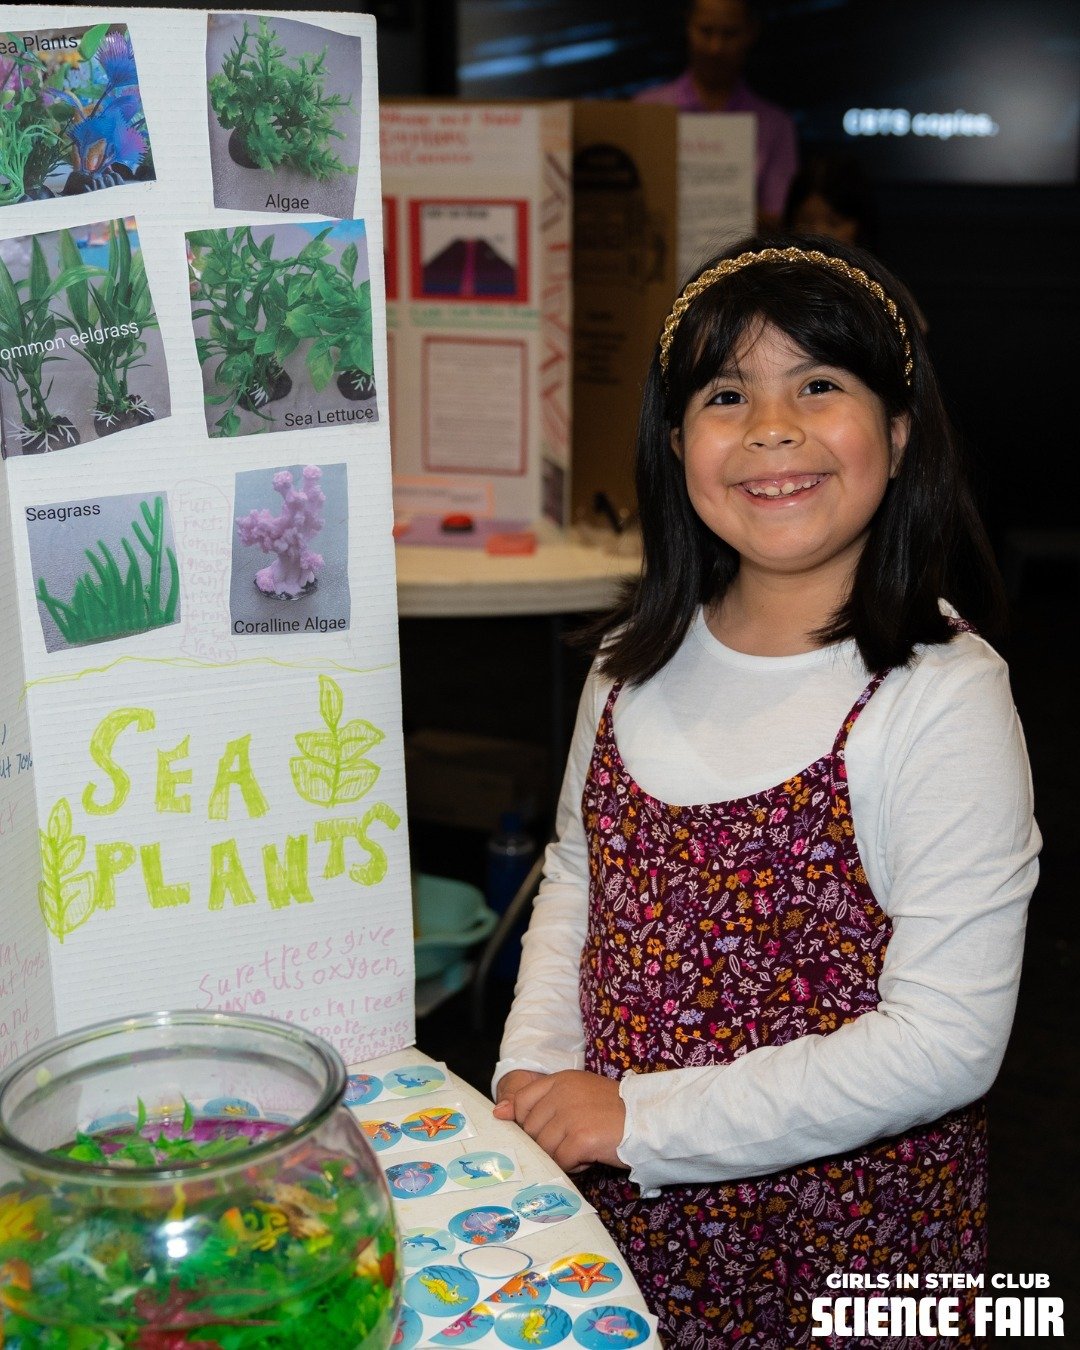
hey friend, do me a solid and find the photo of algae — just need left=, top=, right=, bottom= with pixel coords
left=205, top=13, right=362, bottom=219
left=28, top=492, right=180, bottom=652
left=0, top=23, right=155, bottom=206
left=0, top=216, right=170, bottom=456
left=187, top=219, right=376, bottom=440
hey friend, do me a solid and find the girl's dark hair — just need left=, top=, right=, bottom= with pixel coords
left=587, top=232, right=1006, bottom=684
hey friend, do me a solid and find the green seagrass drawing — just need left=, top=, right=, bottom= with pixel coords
left=38, top=798, right=96, bottom=943
left=290, top=675, right=384, bottom=807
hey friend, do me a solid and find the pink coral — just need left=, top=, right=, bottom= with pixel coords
left=236, top=465, right=325, bottom=597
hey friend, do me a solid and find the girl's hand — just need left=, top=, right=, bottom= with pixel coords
left=497, top=1069, right=627, bottom=1173
left=493, top=1069, right=546, bottom=1120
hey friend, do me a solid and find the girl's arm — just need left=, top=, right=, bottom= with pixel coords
left=492, top=663, right=609, bottom=1096
left=617, top=644, right=1039, bottom=1195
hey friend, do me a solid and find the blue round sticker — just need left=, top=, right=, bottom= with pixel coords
left=344, top=1072, right=383, bottom=1107
left=572, top=1307, right=650, bottom=1348
left=547, top=1253, right=623, bottom=1299
left=447, top=1151, right=515, bottom=1188
left=400, top=1106, right=467, bottom=1143
left=495, top=1305, right=573, bottom=1347
left=432, top=1304, right=495, bottom=1344
left=511, top=1184, right=582, bottom=1224
left=392, top=1304, right=424, bottom=1349
left=403, top=1263, right=480, bottom=1317
left=384, top=1065, right=447, bottom=1096
left=448, top=1205, right=520, bottom=1246
left=358, top=1119, right=402, bottom=1153
left=386, top=1160, right=447, bottom=1199
left=201, top=1096, right=259, bottom=1118
left=400, top=1225, right=456, bottom=1267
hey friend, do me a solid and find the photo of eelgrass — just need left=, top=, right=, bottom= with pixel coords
left=32, top=493, right=180, bottom=651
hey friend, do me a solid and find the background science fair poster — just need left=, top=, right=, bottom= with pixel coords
left=0, top=7, right=414, bottom=1070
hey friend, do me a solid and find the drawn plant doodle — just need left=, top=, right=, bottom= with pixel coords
left=290, top=674, right=383, bottom=807
left=37, top=798, right=96, bottom=942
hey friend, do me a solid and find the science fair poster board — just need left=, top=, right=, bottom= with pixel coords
left=0, top=7, right=415, bottom=1073
left=381, top=101, right=572, bottom=542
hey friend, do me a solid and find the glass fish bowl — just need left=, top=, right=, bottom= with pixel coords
left=0, top=1011, right=399, bottom=1348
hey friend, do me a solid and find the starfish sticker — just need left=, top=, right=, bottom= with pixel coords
left=555, top=1257, right=615, bottom=1292
left=412, top=1110, right=460, bottom=1138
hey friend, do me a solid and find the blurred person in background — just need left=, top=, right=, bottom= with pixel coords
left=635, top=0, right=798, bottom=229
left=782, top=151, right=878, bottom=248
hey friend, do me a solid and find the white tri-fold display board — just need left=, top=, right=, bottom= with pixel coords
left=381, top=101, right=573, bottom=541
left=0, top=6, right=415, bottom=1071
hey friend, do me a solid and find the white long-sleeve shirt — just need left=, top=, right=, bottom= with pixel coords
left=495, top=609, right=1040, bottom=1196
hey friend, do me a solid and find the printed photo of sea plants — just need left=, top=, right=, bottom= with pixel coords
left=205, top=13, right=361, bottom=219
left=187, top=219, right=376, bottom=439
left=230, top=462, right=350, bottom=635
left=0, top=23, right=154, bottom=206
left=28, top=492, right=180, bottom=653
left=0, top=216, right=170, bottom=455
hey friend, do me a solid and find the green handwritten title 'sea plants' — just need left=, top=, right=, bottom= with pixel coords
left=36, top=495, right=179, bottom=646
left=287, top=238, right=375, bottom=402
left=0, top=238, right=96, bottom=453
left=291, top=675, right=385, bottom=808
left=58, top=220, right=159, bottom=437
left=209, top=18, right=351, bottom=180
left=38, top=797, right=96, bottom=943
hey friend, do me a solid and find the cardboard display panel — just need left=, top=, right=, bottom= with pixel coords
left=0, top=6, right=414, bottom=1071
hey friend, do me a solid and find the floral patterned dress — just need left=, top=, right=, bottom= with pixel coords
left=577, top=674, right=988, bottom=1349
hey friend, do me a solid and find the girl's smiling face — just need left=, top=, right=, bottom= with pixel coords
left=671, top=321, right=908, bottom=591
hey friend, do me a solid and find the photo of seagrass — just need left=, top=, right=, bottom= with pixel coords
left=27, top=492, right=180, bottom=653
left=0, top=23, right=155, bottom=206
left=205, top=13, right=362, bottom=219
left=230, top=462, right=350, bottom=637
left=0, top=216, right=170, bottom=456
left=187, top=219, right=377, bottom=439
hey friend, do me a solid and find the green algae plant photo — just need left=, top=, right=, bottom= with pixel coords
left=27, top=492, right=180, bottom=653
left=205, top=13, right=362, bottom=220
left=0, top=23, right=155, bottom=205
left=0, top=217, right=170, bottom=456
left=187, top=219, right=378, bottom=440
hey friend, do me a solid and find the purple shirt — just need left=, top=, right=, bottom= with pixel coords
left=634, top=72, right=798, bottom=217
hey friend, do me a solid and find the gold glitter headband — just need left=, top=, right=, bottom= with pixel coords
left=658, top=246, right=914, bottom=387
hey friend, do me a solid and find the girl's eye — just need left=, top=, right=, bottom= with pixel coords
left=708, top=388, right=744, bottom=406
left=804, top=378, right=839, bottom=395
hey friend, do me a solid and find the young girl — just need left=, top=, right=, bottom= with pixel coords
left=493, top=236, right=1039, bottom=1347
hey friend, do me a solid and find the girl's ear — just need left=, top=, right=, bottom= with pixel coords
left=888, top=412, right=910, bottom=478
left=670, top=425, right=683, bottom=462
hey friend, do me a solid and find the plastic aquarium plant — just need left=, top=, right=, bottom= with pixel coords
left=236, top=465, right=325, bottom=598
left=0, top=239, right=96, bottom=453
left=190, top=226, right=342, bottom=436
left=42, top=25, right=153, bottom=194
left=209, top=17, right=351, bottom=180
left=287, top=238, right=375, bottom=402
left=0, top=50, right=65, bottom=205
left=36, top=495, right=179, bottom=645
left=57, top=220, right=159, bottom=437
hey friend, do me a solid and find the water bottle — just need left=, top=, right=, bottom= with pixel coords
left=485, top=812, right=535, bottom=982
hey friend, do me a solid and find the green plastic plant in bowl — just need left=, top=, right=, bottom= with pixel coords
left=209, top=18, right=351, bottom=181
left=58, top=220, right=161, bottom=438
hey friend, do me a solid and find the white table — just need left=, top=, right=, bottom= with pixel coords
left=358, top=1047, right=662, bottom=1348
left=395, top=526, right=642, bottom=619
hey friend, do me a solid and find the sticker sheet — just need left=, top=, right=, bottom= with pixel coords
left=0, top=6, right=408, bottom=1071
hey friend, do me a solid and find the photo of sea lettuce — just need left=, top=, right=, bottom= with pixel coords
left=0, top=216, right=170, bottom=456
left=0, top=23, right=155, bottom=205
left=28, top=492, right=180, bottom=653
left=205, top=13, right=361, bottom=219
left=187, top=219, right=376, bottom=439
